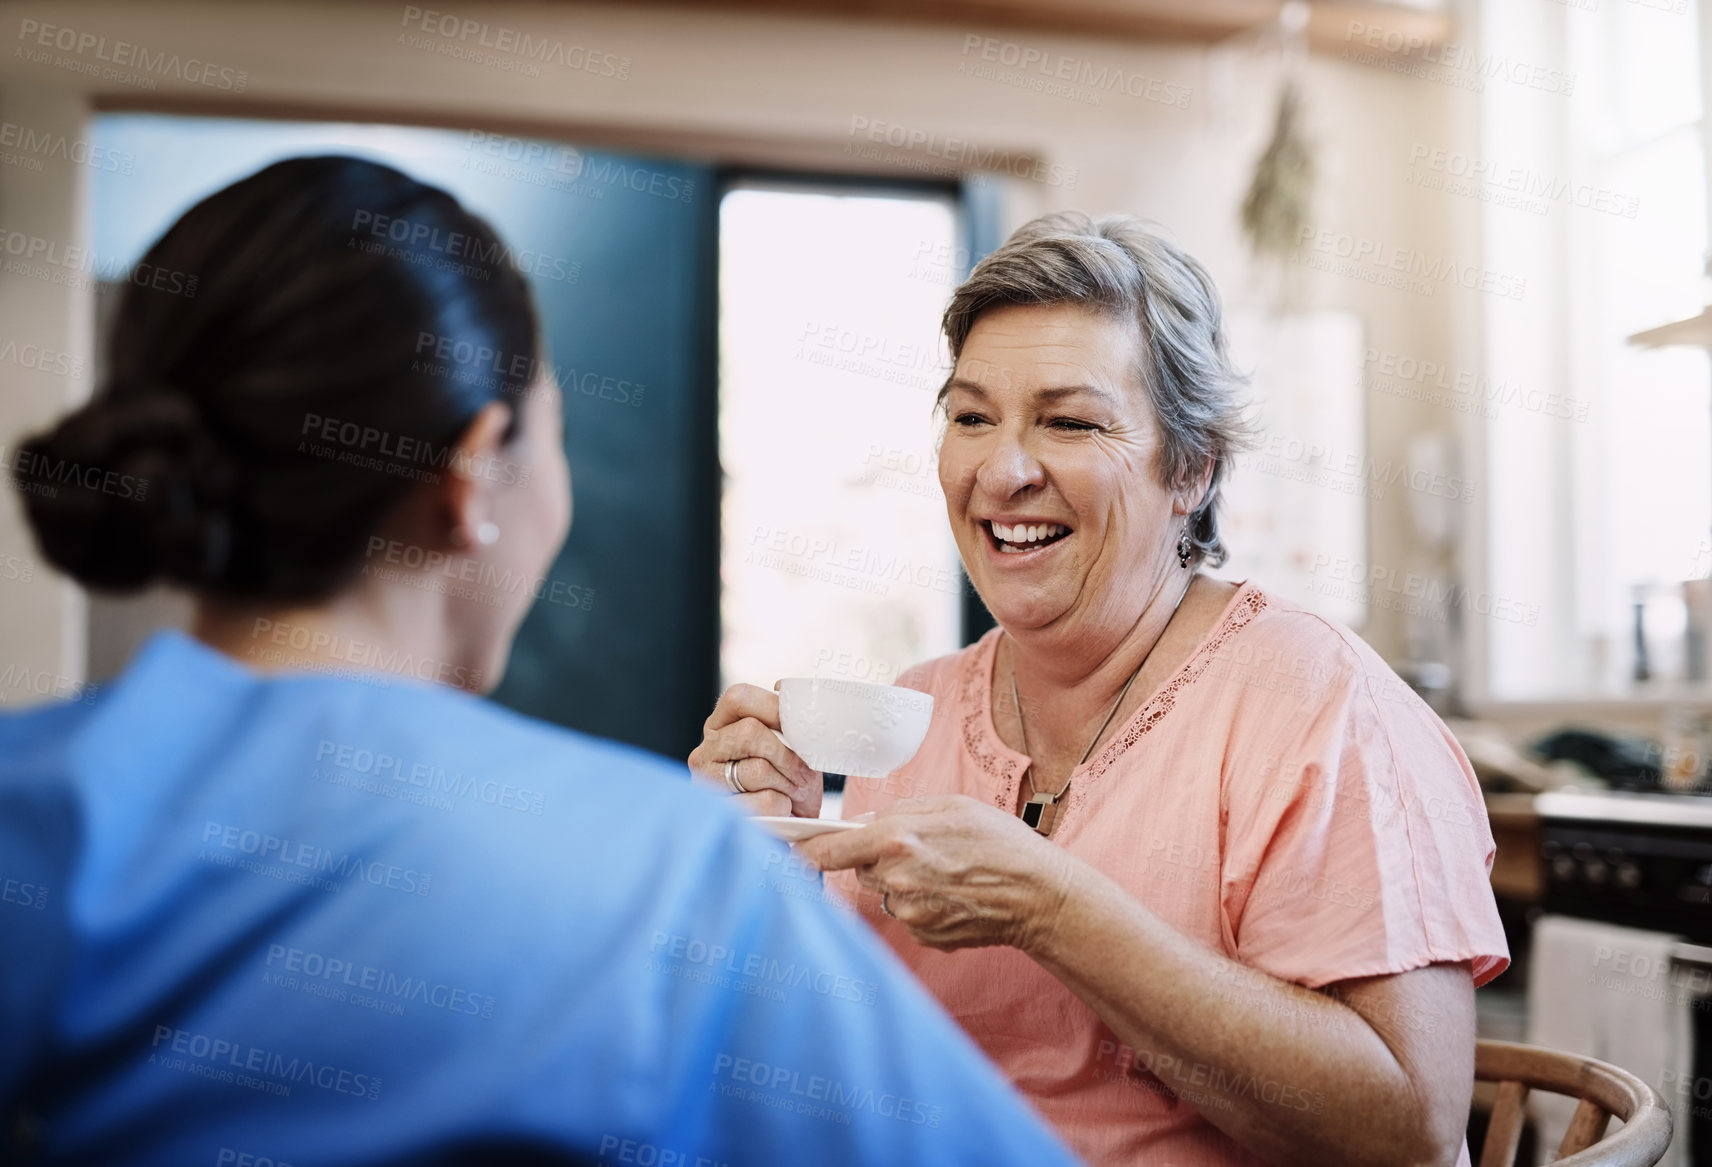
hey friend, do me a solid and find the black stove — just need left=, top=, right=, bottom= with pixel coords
left=1538, top=790, right=1712, bottom=942
left=1537, top=789, right=1712, bottom=1164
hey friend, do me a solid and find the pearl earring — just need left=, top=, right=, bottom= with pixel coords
left=475, top=521, right=500, bottom=546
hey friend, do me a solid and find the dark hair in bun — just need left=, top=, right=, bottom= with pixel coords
left=13, top=155, right=539, bottom=600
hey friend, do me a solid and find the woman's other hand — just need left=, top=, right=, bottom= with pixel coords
left=797, top=795, right=1075, bottom=953
left=689, top=683, right=822, bottom=818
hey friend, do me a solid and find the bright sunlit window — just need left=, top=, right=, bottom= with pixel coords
left=1485, top=0, right=1710, bottom=698
left=718, top=183, right=964, bottom=696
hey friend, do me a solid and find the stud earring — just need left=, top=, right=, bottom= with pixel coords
left=451, top=521, right=501, bottom=549
left=1177, top=526, right=1194, bottom=568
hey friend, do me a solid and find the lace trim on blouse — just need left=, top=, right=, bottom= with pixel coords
left=956, top=631, right=1024, bottom=810
left=960, top=585, right=1271, bottom=815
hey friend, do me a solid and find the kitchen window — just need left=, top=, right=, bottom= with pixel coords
left=1479, top=0, right=1710, bottom=701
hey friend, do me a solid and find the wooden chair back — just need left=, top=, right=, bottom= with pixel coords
left=1475, top=1039, right=1673, bottom=1167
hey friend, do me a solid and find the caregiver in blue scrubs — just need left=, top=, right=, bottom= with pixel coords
left=0, top=156, right=1076, bottom=1167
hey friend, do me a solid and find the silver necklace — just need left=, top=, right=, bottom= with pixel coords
left=1011, top=571, right=1197, bottom=837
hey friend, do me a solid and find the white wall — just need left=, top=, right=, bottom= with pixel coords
left=0, top=81, right=93, bottom=700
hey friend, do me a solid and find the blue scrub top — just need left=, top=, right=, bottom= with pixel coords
left=0, top=632, right=1079, bottom=1167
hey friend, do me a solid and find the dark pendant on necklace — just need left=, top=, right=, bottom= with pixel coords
left=1021, top=788, right=1064, bottom=835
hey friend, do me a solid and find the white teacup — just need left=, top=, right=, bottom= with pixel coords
left=776, top=677, right=934, bottom=778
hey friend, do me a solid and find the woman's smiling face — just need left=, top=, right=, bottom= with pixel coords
left=938, top=301, right=1188, bottom=636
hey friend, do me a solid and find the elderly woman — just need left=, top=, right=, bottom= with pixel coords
left=691, top=212, right=1509, bottom=1167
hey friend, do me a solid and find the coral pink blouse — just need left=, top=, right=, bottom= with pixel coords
left=837, top=582, right=1510, bottom=1167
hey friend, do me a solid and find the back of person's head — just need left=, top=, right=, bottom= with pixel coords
left=15, top=154, right=540, bottom=602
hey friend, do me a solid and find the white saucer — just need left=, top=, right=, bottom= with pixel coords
left=753, top=816, right=868, bottom=843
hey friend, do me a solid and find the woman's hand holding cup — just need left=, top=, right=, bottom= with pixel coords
left=689, top=682, right=823, bottom=818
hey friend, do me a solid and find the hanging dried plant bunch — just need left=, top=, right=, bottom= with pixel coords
left=1242, top=79, right=1315, bottom=259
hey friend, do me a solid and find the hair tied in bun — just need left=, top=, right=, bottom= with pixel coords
left=15, top=155, right=539, bottom=601
left=17, top=386, right=242, bottom=593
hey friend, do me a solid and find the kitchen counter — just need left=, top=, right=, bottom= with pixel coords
left=1485, top=792, right=1542, bottom=901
